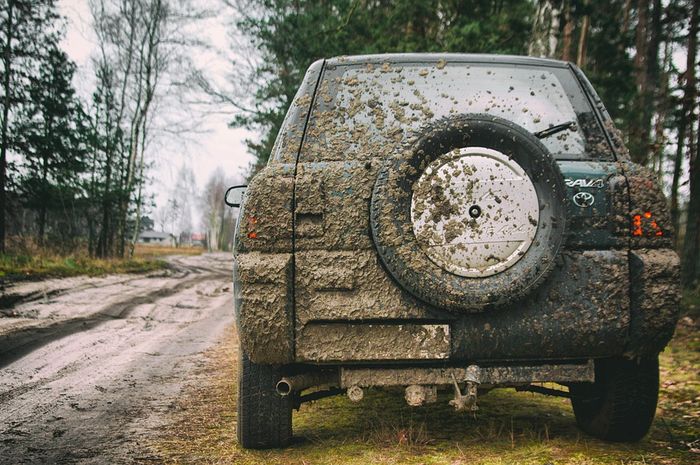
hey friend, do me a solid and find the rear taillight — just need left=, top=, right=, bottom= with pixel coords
left=632, top=211, right=663, bottom=237
left=247, top=216, right=258, bottom=239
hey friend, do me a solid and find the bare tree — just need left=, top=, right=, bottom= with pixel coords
left=172, top=164, right=194, bottom=244
left=119, top=0, right=167, bottom=256
left=200, top=167, right=239, bottom=252
left=89, top=0, right=208, bottom=257
left=201, top=168, right=225, bottom=251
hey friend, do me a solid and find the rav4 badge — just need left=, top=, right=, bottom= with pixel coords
left=565, top=178, right=605, bottom=188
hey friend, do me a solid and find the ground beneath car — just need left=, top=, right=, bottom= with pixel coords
left=0, top=253, right=235, bottom=464
left=149, top=315, right=699, bottom=465
left=1, top=254, right=697, bottom=464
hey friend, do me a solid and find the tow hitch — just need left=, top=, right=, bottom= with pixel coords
left=449, top=365, right=480, bottom=412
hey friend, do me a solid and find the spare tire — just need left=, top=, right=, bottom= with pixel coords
left=370, top=114, right=567, bottom=312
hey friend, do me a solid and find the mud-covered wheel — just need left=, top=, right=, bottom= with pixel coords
left=371, top=114, right=567, bottom=312
left=237, top=352, right=292, bottom=449
left=569, top=356, right=659, bottom=442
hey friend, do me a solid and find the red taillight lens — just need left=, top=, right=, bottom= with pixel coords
left=247, top=216, right=258, bottom=239
left=632, top=212, right=663, bottom=237
left=632, top=214, right=643, bottom=236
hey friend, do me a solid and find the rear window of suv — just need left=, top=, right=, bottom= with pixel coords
left=301, top=60, right=612, bottom=162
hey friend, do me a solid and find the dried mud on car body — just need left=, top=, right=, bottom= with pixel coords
left=237, top=57, right=681, bottom=366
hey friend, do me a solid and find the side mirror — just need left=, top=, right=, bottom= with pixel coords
left=225, top=185, right=247, bottom=207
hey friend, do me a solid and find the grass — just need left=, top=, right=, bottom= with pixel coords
left=132, top=244, right=204, bottom=259
left=147, top=293, right=700, bottom=465
left=0, top=243, right=203, bottom=281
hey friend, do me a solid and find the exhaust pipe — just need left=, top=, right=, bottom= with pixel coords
left=276, top=378, right=293, bottom=396
left=276, top=371, right=338, bottom=396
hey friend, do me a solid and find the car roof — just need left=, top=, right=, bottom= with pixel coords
left=325, top=53, right=570, bottom=69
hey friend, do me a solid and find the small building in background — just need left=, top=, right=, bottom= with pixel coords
left=190, top=233, right=206, bottom=247
left=137, top=230, right=176, bottom=246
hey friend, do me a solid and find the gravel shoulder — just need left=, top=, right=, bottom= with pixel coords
left=0, top=253, right=235, bottom=464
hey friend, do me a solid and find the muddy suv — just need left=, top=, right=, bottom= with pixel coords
left=228, top=54, right=680, bottom=449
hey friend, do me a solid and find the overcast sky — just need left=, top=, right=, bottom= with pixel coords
left=58, top=0, right=254, bottom=226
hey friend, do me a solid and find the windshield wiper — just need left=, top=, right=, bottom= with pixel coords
left=534, top=121, right=577, bottom=139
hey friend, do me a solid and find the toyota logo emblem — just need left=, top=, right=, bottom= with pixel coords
left=573, top=192, right=595, bottom=208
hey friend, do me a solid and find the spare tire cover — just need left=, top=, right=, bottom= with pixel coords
left=370, top=114, right=567, bottom=312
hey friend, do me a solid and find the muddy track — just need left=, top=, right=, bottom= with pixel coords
left=0, top=253, right=234, bottom=464
left=0, top=268, right=222, bottom=370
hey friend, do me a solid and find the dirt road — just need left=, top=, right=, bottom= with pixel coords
left=0, top=253, right=234, bottom=464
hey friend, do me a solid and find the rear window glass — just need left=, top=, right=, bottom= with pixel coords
left=301, top=61, right=611, bottom=162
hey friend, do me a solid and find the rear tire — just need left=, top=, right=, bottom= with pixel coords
left=569, top=356, right=659, bottom=442
left=237, top=351, right=292, bottom=449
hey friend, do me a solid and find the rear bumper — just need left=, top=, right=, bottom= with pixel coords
left=339, top=361, right=595, bottom=388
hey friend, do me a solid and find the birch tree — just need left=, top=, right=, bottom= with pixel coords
left=528, top=0, right=562, bottom=58
left=89, top=0, right=203, bottom=257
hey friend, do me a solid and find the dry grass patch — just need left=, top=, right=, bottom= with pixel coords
left=0, top=241, right=204, bottom=281
left=133, top=244, right=204, bottom=258
left=0, top=250, right=167, bottom=280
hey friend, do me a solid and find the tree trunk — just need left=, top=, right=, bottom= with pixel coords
left=647, top=0, right=662, bottom=171
left=647, top=0, right=662, bottom=86
left=561, top=1, right=574, bottom=61
left=576, top=4, right=590, bottom=67
left=528, top=0, right=561, bottom=58
left=682, top=118, right=700, bottom=287
left=680, top=0, right=699, bottom=287
left=217, top=210, right=227, bottom=251
left=671, top=124, right=687, bottom=238
left=128, top=113, right=150, bottom=259
left=0, top=0, right=14, bottom=254
left=653, top=38, right=671, bottom=181
left=38, top=152, right=49, bottom=244
left=671, top=0, right=698, bottom=240
left=621, top=0, right=632, bottom=35
left=87, top=110, right=99, bottom=256
left=629, top=0, right=654, bottom=165
left=98, top=157, right=113, bottom=258
left=97, top=101, right=115, bottom=258
left=616, top=0, right=633, bottom=57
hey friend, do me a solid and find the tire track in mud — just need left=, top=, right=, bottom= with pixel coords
left=0, top=266, right=227, bottom=370
left=0, top=361, right=81, bottom=406
left=0, top=269, right=177, bottom=312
